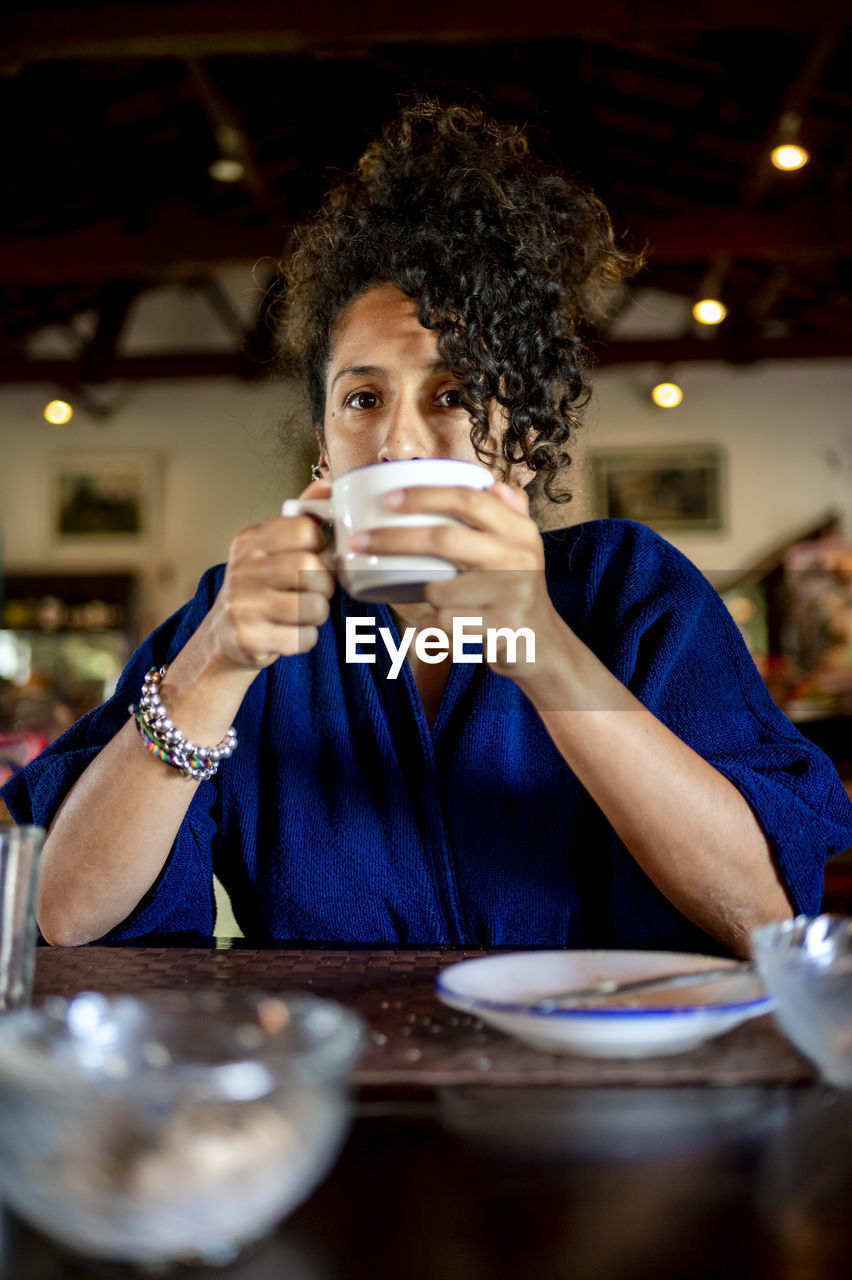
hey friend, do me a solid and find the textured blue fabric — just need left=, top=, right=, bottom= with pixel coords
left=4, top=519, right=852, bottom=952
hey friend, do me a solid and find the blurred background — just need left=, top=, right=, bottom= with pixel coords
left=1, top=3, right=851, bottom=816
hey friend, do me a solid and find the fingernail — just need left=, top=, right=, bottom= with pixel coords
left=383, top=490, right=404, bottom=508
left=350, top=532, right=369, bottom=550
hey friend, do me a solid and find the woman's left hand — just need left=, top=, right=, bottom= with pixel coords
left=348, top=480, right=568, bottom=681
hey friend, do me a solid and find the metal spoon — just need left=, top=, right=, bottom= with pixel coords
left=533, top=963, right=755, bottom=1011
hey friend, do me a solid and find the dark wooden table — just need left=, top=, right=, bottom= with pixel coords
left=2, top=945, right=851, bottom=1280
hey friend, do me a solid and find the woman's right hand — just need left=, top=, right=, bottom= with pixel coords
left=205, top=478, right=337, bottom=671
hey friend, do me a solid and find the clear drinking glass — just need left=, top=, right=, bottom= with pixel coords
left=751, top=914, right=852, bottom=1089
left=0, top=825, right=44, bottom=1013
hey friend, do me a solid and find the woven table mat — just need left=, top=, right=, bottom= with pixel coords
left=33, top=947, right=814, bottom=1087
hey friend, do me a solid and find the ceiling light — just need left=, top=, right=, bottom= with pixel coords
left=692, top=298, right=727, bottom=326
left=770, top=143, right=809, bottom=171
left=651, top=382, right=683, bottom=409
left=44, top=399, right=73, bottom=424
left=208, top=156, right=245, bottom=183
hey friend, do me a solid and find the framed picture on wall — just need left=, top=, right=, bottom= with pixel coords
left=50, top=453, right=161, bottom=544
left=591, top=445, right=725, bottom=532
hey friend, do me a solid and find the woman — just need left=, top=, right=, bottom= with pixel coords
left=4, top=100, right=851, bottom=954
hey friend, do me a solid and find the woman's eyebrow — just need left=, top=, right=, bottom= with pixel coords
left=331, top=364, right=384, bottom=389
left=330, top=360, right=452, bottom=389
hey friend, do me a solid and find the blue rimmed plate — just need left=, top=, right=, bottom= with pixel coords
left=436, top=950, right=771, bottom=1058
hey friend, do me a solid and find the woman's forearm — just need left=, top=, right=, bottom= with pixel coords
left=520, top=625, right=793, bottom=956
left=37, top=625, right=256, bottom=947
left=37, top=504, right=335, bottom=947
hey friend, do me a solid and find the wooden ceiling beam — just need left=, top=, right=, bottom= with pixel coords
left=593, top=334, right=852, bottom=364
left=182, top=58, right=276, bottom=214
left=630, top=203, right=852, bottom=263
left=0, top=353, right=263, bottom=387
left=0, top=216, right=280, bottom=285
left=742, top=26, right=842, bottom=206
left=6, top=1, right=849, bottom=65
left=77, top=280, right=140, bottom=383
left=2, top=201, right=849, bottom=286
left=2, top=332, right=852, bottom=388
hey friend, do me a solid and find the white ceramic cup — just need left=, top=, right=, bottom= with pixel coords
left=282, top=458, right=494, bottom=603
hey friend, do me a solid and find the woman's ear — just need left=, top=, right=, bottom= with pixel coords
left=507, top=458, right=536, bottom=490
left=486, top=402, right=535, bottom=490
left=314, top=430, right=331, bottom=475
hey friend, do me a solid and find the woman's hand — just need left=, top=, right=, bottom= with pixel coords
left=205, top=478, right=337, bottom=672
left=349, top=480, right=567, bottom=682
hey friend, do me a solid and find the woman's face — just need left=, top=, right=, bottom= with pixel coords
left=319, top=284, right=500, bottom=479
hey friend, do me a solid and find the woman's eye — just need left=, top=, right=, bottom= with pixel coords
left=436, top=387, right=463, bottom=408
left=345, top=390, right=380, bottom=410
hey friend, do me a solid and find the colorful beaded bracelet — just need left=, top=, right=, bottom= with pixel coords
left=129, top=666, right=237, bottom=782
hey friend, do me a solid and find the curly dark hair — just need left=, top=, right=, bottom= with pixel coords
left=279, top=98, right=640, bottom=502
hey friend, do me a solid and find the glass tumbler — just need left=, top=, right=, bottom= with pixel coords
left=0, top=825, right=44, bottom=1012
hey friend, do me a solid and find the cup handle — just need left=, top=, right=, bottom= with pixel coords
left=281, top=498, right=333, bottom=521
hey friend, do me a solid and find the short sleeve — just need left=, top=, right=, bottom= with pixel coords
left=587, top=522, right=852, bottom=916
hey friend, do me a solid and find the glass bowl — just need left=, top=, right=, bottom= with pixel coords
left=0, top=989, right=363, bottom=1264
left=750, top=914, right=852, bottom=1089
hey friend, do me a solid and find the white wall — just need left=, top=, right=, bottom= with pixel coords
left=1, top=357, right=851, bottom=636
left=0, top=378, right=312, bottom=636
left=577, top=359, right=852, bottom=578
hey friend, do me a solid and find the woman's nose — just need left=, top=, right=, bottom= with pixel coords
left=377, top=401, right=430, bottom=462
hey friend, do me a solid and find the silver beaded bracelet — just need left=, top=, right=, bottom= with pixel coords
left=129, top=666, right=237, bottom=782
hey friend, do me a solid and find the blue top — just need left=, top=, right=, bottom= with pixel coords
left=4, top=519, right=852, bottom=952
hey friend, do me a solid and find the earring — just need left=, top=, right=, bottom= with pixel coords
left=311, top=462, right=323, bottom=482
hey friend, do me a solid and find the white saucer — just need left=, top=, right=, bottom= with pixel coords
left=436, top=950, right=771, bottom=1058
